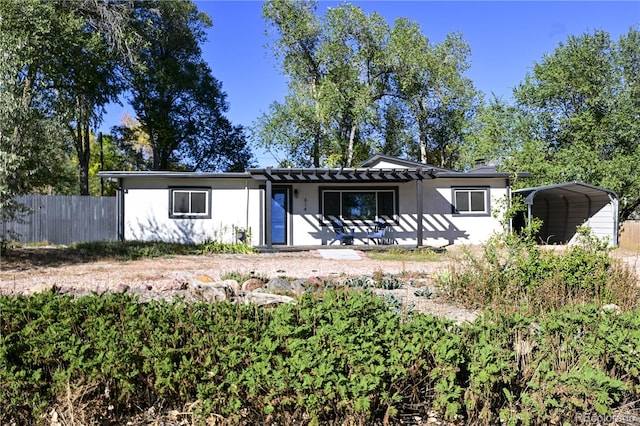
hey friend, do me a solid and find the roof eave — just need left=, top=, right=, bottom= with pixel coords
left=97, top=171, right=252, bottom=179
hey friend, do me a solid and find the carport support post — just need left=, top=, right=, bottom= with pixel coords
left=416, top=178, right=423, bottom=247
left=265, top=179, right=272, bottom=249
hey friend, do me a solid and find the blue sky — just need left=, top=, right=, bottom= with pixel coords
left=103, top=1, right=640, bottom=167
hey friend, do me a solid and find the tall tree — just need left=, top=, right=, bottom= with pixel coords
left=376, top=100, right=413, bottom=158
left=258, top=0, right=326, bottom=167
left=260, top=0, right=395, bottom=167
left=257, top=1, right=478, bottom=168
left=513, top=28, right=640, bottom=219
left=58, top=1, right=123, bottom=195
left=1, top=0, right=80, bottom=218
left=124, top=0, right=253, bottom=172
left=389, top=22, right=479, bottom=167
left=316, top=4, right=391, bottom=166
left=0, top=0, right=134, bottom=204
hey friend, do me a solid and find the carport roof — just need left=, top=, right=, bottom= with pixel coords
left=513, top=182, right=618, bottom=205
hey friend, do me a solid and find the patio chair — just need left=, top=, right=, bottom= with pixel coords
left=330, top=219, right=355, bottom=245
left=366, top=219, right=391, bottom=245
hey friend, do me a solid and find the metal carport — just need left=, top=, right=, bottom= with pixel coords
left=513, top=182, right=619, bottom=246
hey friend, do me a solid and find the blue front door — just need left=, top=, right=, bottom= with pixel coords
left=271, top=188, right=288, bottom=245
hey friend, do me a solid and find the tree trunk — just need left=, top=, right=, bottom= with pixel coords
left=346, top=124, right=356, bottom=167
left=76, top=120, right=91, bottom=196
left=72, top=97, right=91, bottom=195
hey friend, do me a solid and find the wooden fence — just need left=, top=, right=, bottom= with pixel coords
left=1, top=195, right=117, bottom=245
left=619, top=220, right=640, bottom=249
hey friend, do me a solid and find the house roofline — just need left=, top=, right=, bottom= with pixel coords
left=98, top=171, right=251, bottom=179
left=98, top=165, right=531, bottom=183
left=359, top=154, right=453, bottom=172
left=434, top=171, right=532, bottom=179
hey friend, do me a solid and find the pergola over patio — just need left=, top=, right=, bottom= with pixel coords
left=248, top=167, right=437, bottom=248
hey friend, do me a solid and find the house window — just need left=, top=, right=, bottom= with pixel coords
left=453, top=188, right=489, bottom=215
left=321, top=188, right=397, bottom=222
left=169, top=188, right=211, bottom=218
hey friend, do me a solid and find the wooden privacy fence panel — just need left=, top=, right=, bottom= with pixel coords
left=619, top=220, right=640, bottom=249
left=2, top=195, right=117, bottom=245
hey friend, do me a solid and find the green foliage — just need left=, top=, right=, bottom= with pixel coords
left=0, top=291, right=458, bottom=424
left=0, top=0, right=80, bottom=214
left=258, top=0, right=479, bottom=168
left=68, top=240, right=255, bottom=260
left=1, top=290, right=638, bottom=425
left=438, top=227, right=639, bottom=316
left=1, top=0, right=250, bottom=204
left=469, top=28, right=640, bottom=220
left=325, top=273, right=403, bottom=290
left=122, top=0, right=254, bottom=172
left=414, top=287, right=433, bottom=298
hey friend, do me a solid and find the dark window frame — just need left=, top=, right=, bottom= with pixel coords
left=168, top=187, right=212, bottom=219
left=319, top=186, right=399, bottom=224
left=451, top=186, right=490, bottom=216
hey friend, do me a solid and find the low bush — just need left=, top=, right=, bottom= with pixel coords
left=2, top=291, right=639, bottom=425
left=367, top=247, right=445, bottom=262
left=438, top=227, right=639, bottom=316
left=70, top=240, right=255, bottom=260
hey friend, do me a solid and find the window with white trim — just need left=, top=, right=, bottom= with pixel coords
left=169, top=188, right=211, bottom=218
left=321, top=188, right=397, bottom=222
left=453, top=188, right=489, bottom=215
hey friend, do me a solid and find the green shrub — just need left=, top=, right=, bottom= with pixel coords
left=70, top=240, right=255, bottom=260
left=2, top=291, right=638, bottom=425
left=438, top=229, right=639, bottom=315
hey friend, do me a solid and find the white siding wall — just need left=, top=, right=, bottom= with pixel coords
left=122, top=177, right=262, bottom=245
left=122, top=177, right=510, bottom=247
left=587, top=198, right=616, bottom=244
left=287, top=179, right=508, bottom=247
left=426, top=179, right=508, bottom=246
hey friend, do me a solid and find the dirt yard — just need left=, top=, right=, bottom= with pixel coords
left=0, top=247, right=483, bottom=323
left=2, top=246, right=638, bottom=323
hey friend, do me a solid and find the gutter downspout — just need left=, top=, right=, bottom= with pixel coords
left=416, top=178, right=423, bottom=247
left=245, top=179, right=249, bottom=244
left=117, top=178, right=125, bottom=242
left=610, top=194, right=619, bottom=247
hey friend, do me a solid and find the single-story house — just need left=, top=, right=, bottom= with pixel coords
left=98, top=155, right=613, bottom=249
left=512, top=182, right=619, bottom=246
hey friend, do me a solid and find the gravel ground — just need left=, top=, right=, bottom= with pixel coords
left=2, top=246, right=638, bottom=322
left=0, top=247, right=480, bottom=323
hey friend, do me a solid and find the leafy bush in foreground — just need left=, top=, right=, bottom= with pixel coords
left=1, top=291, right=639, bottom=425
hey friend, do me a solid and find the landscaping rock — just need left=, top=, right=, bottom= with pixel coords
left=184, top=274, right=238, bottom=302
left=290, top=278, right=310, bottom=294
left=242, top=278, right=265, bottom=292
left=240, top=292, right=296, bottom=306
left=265, top=277, right=293, bottom=293
left=189, top=283, right=229, bottom=302
left=216, top=279, right=241, bottom=295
